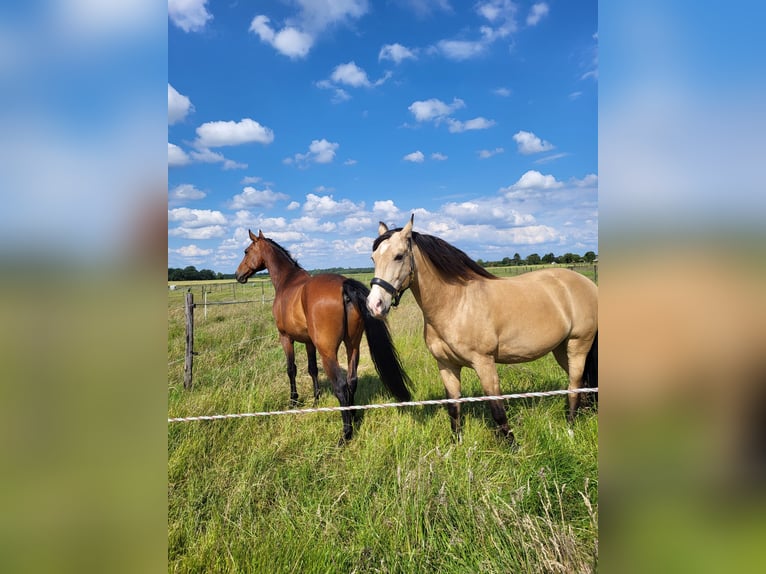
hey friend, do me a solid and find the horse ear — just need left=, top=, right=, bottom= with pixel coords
left=248, top=229, right=257, bottom=241
left=258, top=230, right=265, bottom=239
left=378, top=221, right=389, bottom=235
left=402, top=214, right=414, bottom=237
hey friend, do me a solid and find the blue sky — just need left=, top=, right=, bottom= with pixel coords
left=168, top=0, right=597, bottom=272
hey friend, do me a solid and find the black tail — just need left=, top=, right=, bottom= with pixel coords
left=582, top=332, right=598, bottom=406
left=343, top=279, right=412, bottom=402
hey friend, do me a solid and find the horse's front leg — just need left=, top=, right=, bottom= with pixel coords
left=474, top=359, right=514, bottom=445
left=306, top=342, right=320, bottom=406
left=438, top=361, right=463, bottom=443
left=279, top=333, right=299, bottom=405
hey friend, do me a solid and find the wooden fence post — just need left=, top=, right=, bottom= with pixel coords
left=184, top=291, right=194, bottom=390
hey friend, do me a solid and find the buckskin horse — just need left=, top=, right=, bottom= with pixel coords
left=235, top=230, right=411, bottom=444
left=366, top=216, right=597, bottom=444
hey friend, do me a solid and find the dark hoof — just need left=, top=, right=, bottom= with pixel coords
left=497, top=427, right=516, bottom=449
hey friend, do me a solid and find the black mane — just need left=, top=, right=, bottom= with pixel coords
left=264, top=237, right=303, bottom=269
left=373, top=229, right=498, bottom=283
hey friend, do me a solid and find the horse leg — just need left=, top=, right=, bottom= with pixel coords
left=306, top=342, right=320, bottom=406
left=345, top=343, right=360, bottom=411
left=556, top=338, right=591, bottom=424
left=279, top=333, right=299, bottom=405
left=320, top=353, right=354, bottom=445
left=438, top=361, right=463, bottom=443
left=474, top=359, right=515, bottom=445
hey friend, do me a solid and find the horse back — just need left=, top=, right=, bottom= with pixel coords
left=301, top=274, right=356, bottom=349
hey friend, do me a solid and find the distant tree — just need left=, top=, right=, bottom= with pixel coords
left=477, top=258, right=485, bottom=267
left=542, top=252, right=556, bottom=264
left=527, top=253, right=541, bottom=265
left=512, top=253, right=522, bottom=266
left=584, top=251, right=597, bottom=263
left=560, top=253, right=580, bottom=264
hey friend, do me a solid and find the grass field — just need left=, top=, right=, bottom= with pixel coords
left=168, top=269, right=598, bottom=573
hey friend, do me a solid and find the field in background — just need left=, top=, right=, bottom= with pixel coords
left=168, top=268, right=598, bottom=572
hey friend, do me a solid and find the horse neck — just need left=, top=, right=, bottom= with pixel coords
left=262, top=244, right=308, bottom=292
left=410, top=246, right=464, bottom=321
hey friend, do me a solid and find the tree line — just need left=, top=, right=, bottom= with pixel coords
left=477, top=251, right=597, bottom=267
left=168, top=251, right=597, bottom=282
left=168, top=266, right=235, bottom=281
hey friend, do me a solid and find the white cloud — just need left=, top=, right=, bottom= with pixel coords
left=249, top=1, right=368, bottom=59
left=431, top=152, right=448, bottom=161
left=408, top=98, right=465, bottom=122
left=229, top=186, right=289, bottom=209
left=174, top=244, right=213, bottom=257
left=493, top=87, right=512, bottom=97
left=331, top=61, right=369, bottom=87
left=240, top=176, right=261, bottom=184
left=372, top=200, right=401, bottom=223
left=287, top=201, right=301, bottom=210
left=303, top=193, right=362, bottom=216
left=408, top=98, right=494, bottom=133
left=168, top=84, right=193, bottom=124
left=344, top=158, right=357, bottom=166
left=290, top=216, right=337, bottom=233
left=513, top=130, right=554, bottom=154
left=504, top=170, right=563, bottom=191
left=404, top=150, right=425, bottom=163
left=572, top=173, right=598, bottom=187
left=169, top=225, right=227, bottom=239
left=169, top=183, right=205, bottom=202
left=249, top=15, right=313, bottom=59
left=432, top=1, right=517, bottom=60
left=526, top=3, right=549, bottom=26
left=168, top=142, right=190, bottom=167
left=168, top=0, right=212, bottom=33
left=379, top=43, right=417, bottom=64
left=434, top=39, right=486, bottom=61
left=478, top=147, right=504, bottom=159
left=286, top=139, right=339, bottom=167
left=533, top=152, right=569, bottom=165
left=329, top=61, right=391, bottom=88
left=168, top=207, right=227, bottom=227
left=194, top=118, right=274, bottom=148
left=189, top=147, right=247, bottom=170
left=446, top=116, right=495, bottom=133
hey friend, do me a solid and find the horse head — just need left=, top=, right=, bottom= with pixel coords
left=367, top=214, right=416, bottom=319
left=235, top=229, right=267, bottom=283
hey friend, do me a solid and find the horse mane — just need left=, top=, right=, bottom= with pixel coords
left=263, top=237, right=303, bottom=270
left=373, top=228, right=498, bottom=283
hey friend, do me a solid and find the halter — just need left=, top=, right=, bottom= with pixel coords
left=370, top=238, right=415, bottom=308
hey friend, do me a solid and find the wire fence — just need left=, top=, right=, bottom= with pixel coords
left=168, top=387, right=598, bottom=423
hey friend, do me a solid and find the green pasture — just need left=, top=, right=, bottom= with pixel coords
left=168, top=268, right=598, bottom=573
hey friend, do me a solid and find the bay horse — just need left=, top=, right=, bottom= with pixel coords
left=366, top=216, right=598, bottom=444
left=235, top=230, right=411, bottom=444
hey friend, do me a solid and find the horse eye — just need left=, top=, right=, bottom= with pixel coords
left=394, top=254, right=404, bottom=261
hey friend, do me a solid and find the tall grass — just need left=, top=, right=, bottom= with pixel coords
left=168, top=275, right=598, bottom=573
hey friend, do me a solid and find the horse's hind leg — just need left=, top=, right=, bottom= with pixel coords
left=555, top=338, right=591, bottom=424
left=346, top=342, right=360, bottom=419
left=474, top=359, right=515, bottom=445
left=306, top=342, right=320, bottom=406
left=320, top=353, right=354, bottom=444
left=279, top=333, right=299, bottom=405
